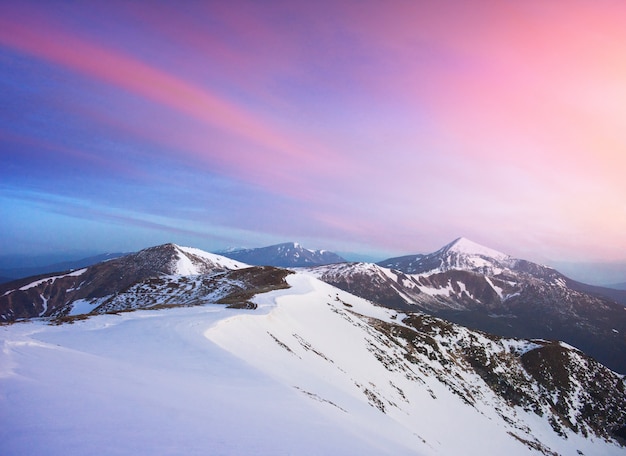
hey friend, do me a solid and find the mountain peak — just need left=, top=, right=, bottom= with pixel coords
left=377, top=238, right=512, bottom=275
left=443, top=237, right=509, bottom=260
left=275, top=241, right=304, bottom=251
left=219, top=242, right=346, bottom=267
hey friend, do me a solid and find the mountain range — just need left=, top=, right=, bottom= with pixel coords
left=312, top=237, right=626, bottom=373
left=1, top=238, right=626, bottom=454
left=217, top=241, right=346, bottom=267
left=2, top=238, right=625, bottom=370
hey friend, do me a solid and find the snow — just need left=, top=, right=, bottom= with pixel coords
left=503, top=291, right=521, bottom=301
left=0, top=306, right=407, bottom=456
left=1, top=271, right=623, bottom=456
left=419, top=280, right=454, bottom=297
left=207, top=273, right=624, bottom=456
left=500, top=339, right=544, bottom=355
left=38, top=294, right=48, bottom=317
left=484, top=276, right=504, bottom=299
left=558, top=341, right=582, bottom=352
left=554, top=277, right=567, bottom=288
left=446, top=237, right=510, bottom=260
left=174, top=245, right=248, bottom=273
left=18, top=268, right=87, bottom=291
left=174, top=248, right=199, bottom=275
left=68, top=298, right=102, bottom=316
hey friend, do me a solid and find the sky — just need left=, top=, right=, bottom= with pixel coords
left=1, top=0, right=625, bottom=269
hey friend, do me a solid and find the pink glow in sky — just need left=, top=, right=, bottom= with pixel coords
left=1, top=0, right=625, bottom=265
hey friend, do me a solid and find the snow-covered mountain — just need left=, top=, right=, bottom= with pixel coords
left=380, top=237, right=520, bottom=275
left=75, top=265, right=291, bottom=316
left=218, top=242, right=346, bottom=267
left=314, top=238, right=626, bottom=374
left=0, top=243, right=248, bottom=321
left=1, top=271, right=624, bottom=455
left=381, top=237, right=626, bottom=303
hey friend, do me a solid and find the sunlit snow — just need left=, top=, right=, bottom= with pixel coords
left=1, top=272, right=623, bottom=456
left=18, top=268, right=87, bottom=291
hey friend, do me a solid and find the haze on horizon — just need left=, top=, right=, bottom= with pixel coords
left=1, top=1, right=625, bottom=270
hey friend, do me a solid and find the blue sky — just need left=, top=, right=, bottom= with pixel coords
left=2, top=0, right=626, bottom=270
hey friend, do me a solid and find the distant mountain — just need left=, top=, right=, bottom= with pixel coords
left=312, top=237, right=626, bottom=373
left=549, top=260, right=626, bottom=288
left=606, top=282, right=626, bottom=290
left=378, top=237, right=626, bottom=305
left=565, top=280, right=626, bottom=305
left=0, top=244, right=249, bottom=321
left=218, top=242, right=346, bottom=267
left=0, top=252, right=127, bottom=283
left=379, top=237, right=521, bottom=275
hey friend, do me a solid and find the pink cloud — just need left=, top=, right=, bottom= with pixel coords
left=2, top=1, right=625, bottom=261
left=318, top=1, right=626, bottom=256
left=0, top=7, right=344, bottom=193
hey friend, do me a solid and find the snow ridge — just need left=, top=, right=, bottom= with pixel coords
left=207, top=272, right=626, bottom=455
left=173, top=245, right=248, bottom=274
left=18, top=268, right=87, bottom=291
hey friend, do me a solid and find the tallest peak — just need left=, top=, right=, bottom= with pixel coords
left=443, top=237, right=509, bottom=259
left=448, top=237, right=482, bottom=250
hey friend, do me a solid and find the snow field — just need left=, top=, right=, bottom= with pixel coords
left=1, top=303, right=418, bottom=455
left=1, top=271, right=624, bottom=456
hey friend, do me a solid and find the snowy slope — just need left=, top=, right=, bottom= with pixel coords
left=173, top=245, right=248, bottom=274
left=1, top=272, right=624, bottom=455
left=208, top=273, right=625, bottom=455
left=0, top=306, right=408, bottom=456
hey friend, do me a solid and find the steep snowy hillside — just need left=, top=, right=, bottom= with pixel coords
left=0, top=305, right=406, bottom=456
left=219, top=242, right=346, bottom=267
left=2, top=272, right=624, bottom=455
left=0, top=244, right=248, bottom=321
left=308, top=262, right=425, bottom=311
left=208, top=274, right=626, bottom=455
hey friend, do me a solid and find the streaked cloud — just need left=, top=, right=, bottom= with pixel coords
left=1, top=0, right=625, bottom=262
